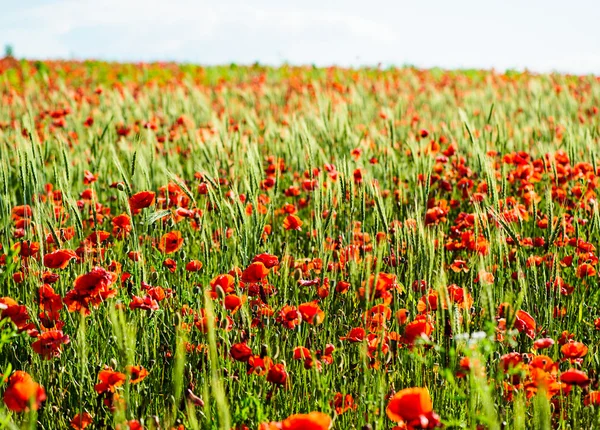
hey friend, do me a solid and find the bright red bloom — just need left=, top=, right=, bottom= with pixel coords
left=386, top=387, right=440, bottom=428
left=283, top=215, right=303, bottom=231
left=241, top=262, right=269, bottom=283
left=247, top=355, right=273, bottom=376
left=158, top=231, right=184, bottom=254
left=126, top=365, right=149, bottom=384
left=0, top=298, right=36, bottom=334
left=185, top=260, right=203, bottom=272
left=32, top=330, right=70, bottom=359
left=560, top=369, right=589, bottom=386
left=43, top=249, right=77, bottom=269
left=576, top=263, right=596, bottom=278
left=163, top=258, right=177, bottom=272
left=129, top=295, right=159, bottom=311
left=278, top=305, right=302, bottom=329
left=224, top=294, right=244, bottom=313
left=73, top=267, right=117, bottom=296
left=64, top=267, right=117, bottom=314
left=129, top=191, right=156, bottom=214
left=292, top=346, right=311, bottom=361
left=210, top=274, right=236, bottom=294
left=266, top=363, right=288, bottom=386
left=533, top=338, right=555, bottom=350
left=340, top=327, right=366, bottom=343
left=252, top=253, right=279, bottom=268
left=3, top=371, right=46, bottom=412
left=446, top=285, right=473, bottom=309
left=38, top=284, right=63, bottom=312
left=70, top=412, right=93, bottom=429
left=331, top=393, right=357, bottom=415
left=111, top=214, right=132, bottom=239
left=280, top=412, right=331, bottom=430
left=94, top=367, right=126, bottom=394
left=514, top=310, right=536, bottom=339
left=298, top=301, right=325, bottom=325
left=230, top=342, right=253, bottom=362
left=560, top=341, right=588, bottom=360
left=83, top=170, right=98, bottom=184
left=85, top=230, right=110, bottom=245
left=15, top=241, right=40, bottom=258
left=403, top=316, right=434, bottom=345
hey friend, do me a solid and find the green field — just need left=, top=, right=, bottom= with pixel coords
left=0, top=58, right=599, bottom=429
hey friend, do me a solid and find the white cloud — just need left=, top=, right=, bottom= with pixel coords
left=2, top=0, right=399, bottom=61
left=0, top=0, right=598, bottom=74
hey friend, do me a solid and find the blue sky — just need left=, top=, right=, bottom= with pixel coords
left=1, top=0, right=599, bottom=74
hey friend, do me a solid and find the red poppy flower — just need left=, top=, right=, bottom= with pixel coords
left=335, top=280, right=351, bottom=294
left=158, top=231, right=184, bottom=254
left=129, top=295, right=159, bottom=311
left=86, top=231, right=110, bottom=245
left=331, top=393, right=357, bottom=415
left=70, top=412, right=93, bottom=430
left=43, top=249, right=77, bottom=269
left=39, top=284, right=63, bottom=312
left=241, top=262, right=269, bottom=283
left=32, top=330, right=70, bottom=359
left=111, top=214, right=132, bottom=239
left=64, top=267, right=118, bottom=314
left=247, top=355, right=273, bottom=376
left=283, top=215, right=303, bottom=231
left=15, top=241, right=40, bottom=258
left=224, top=294, right=245, bottom=313
left=340, top=327, right=366, bottom=343
left=11, top=205, right=32, bottom=219
left=293, top=346, right=312, bottom=360
left=280, top=412, right=331, bottom=430
left=396, top=309, right=410, bottom=325
left=3, top=371, right=46, bottom=412
left=83, top=170, right=98, bottom=184
left=210, top=274, right=236, bottom=294
left=386, top=387, right=440, bottom=428
left=298, top=301, right=325, bottom=325
left=449, top=259, right=469, bottom=273
left=266, top=363, right=288, bottom=386
left=126, top=365, right=148, bottom=384
left=560, top=341, right=588, bottom=360
left=230, top=342, right=253, bottom=362
left=94, top=367, right=126, bottom=394
left=576, top=263, right=596, bottom=278
left=403, top=316, right=434, bottom=345
left=185, top=260, right=203, bottom=272
left=42, top=271, right=60, bottom=284
left=417, top=291, right=438, bottom=313
left=499, top=352, right=523, bottom=371
left=446, top=285, right=473, bottom=309
left=514, top=310, right=536, bottom=339
left=163, top=258, right=177, bottom=272
left=560, top=369, right=589, bottom=386
left=252, top=253, right=279, bottom=268
left=278, top=305, right=302, bottom=329
left=0, top=298, right=36, bottom=334
left=533, top=338, right=555, bottom=350
left=129, top=191, right=156, bottom=214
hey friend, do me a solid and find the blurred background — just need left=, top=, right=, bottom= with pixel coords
left=1, top=0, right=598, bottom=74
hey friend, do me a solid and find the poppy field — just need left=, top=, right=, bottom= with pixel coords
left=0, top=57, right=599, bottom=429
